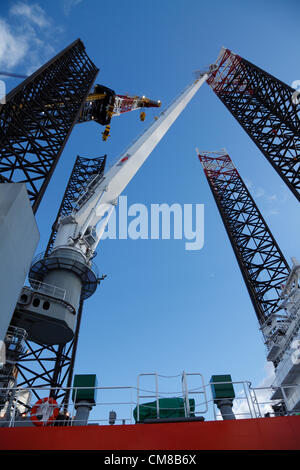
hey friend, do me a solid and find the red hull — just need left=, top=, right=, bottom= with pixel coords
left=0, top=416, right=300, bottom=450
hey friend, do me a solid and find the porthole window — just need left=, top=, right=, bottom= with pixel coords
left=32, top=298, right=40, bottom=308
left=43, top=301, right=50, bottom=311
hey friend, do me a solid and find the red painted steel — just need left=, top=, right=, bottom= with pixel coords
left=0, top=416, right=299, bottom=450
left=207, top=48, right=253, bottom=96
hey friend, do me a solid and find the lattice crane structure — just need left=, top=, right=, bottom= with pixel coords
left=0, top=39, right=99, bottom=213
left=197, top=150, right=300, bottom=412
left=207, top=48, right=300, bottom=202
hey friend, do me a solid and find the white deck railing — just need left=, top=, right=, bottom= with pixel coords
left=0, top=378, right=299, bottom=428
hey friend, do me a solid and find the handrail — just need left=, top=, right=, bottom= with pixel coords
left=0, top=380, right=300, bottom=427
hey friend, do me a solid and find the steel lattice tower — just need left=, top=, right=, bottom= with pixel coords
left=0, top=39, right=98, bottom=212
left=14, top=155, right=107, bottom=406
left=197, top=150, right=290, bottom=327
left=207, top=48, right=300, bottom=202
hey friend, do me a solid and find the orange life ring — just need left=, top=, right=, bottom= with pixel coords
left=30, top=397, right=59, bottom=427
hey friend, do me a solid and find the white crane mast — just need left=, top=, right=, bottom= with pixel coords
left=54, top=71, right=212, bottom=260
left=14, top=67, right=215, bottom=345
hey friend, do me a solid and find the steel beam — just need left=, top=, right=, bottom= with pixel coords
left=0, top=39, right=99, bottom=212
left=197, top=150, right=290, bottom=325
left=208, top=49, right=300, bottom=202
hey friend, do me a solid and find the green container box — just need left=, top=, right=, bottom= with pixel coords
left=210, top=375, right=235, bottom=402
left=133, top=397, right=195, bottom=423
left=72, top=374, right=98, bottom=404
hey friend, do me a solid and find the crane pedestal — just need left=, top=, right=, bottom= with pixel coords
left=12, top=247, right=99, bottom=345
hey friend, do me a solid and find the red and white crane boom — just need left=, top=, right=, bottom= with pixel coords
left=15, top=66, right=216, bottom=346
left=54, top=70, right=213, bottom=259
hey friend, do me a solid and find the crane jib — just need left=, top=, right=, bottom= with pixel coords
left=53, top=72, right=211, bottom=256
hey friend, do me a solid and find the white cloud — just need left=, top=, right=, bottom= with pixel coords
left=0, top=18, right=28, bottom=69
left=258, top=361, right=276, bottom=387
left=232, top=362, right=276, bottom=419
left=244, top=178, right=252, bottom=190
left=10, top=2, right=50, bottom=28
left=243, top=182, right=284, bottom=217
left=0, top=2, right=62, bottom=75
left=254, top=187, right=265, bottom=198
left=63, top=0, right=84, bottom=16
left=265, top=208, right=280, bottom=216
left=245, top=180, right=278, bottom=204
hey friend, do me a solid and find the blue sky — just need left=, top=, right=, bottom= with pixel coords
left=1, top=0, right=300, bottom=409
